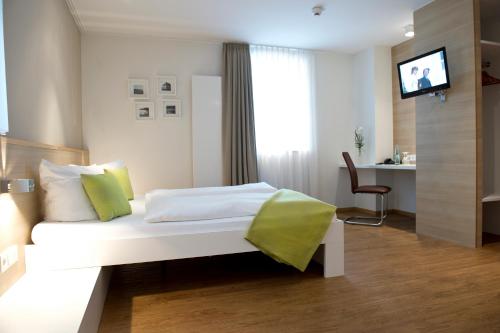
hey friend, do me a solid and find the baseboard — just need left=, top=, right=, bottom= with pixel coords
left=337, top=207, right=377, bottom=216
left=390, top=209, right=416, bottom=218
left=337, top=207, right=415, bottom=218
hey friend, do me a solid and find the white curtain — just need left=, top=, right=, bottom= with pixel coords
left=250, top=45, right=318, bottom=196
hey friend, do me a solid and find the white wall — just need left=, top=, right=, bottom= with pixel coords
left=314, top=51, right=356, bottom=207
left=0, top=0, right=8, bottom=134
left=4, top=0, right=82, bottom=147
left=373, top=46, right=394, bottom=162
left=349, top=45, right=415, bottom=214
left=349, top=46, right=394, bottom=211
left=376, top=170, right=416, bottom=213
left=82, top=33, right=359, bottom=201
left=352, top=48, right=376, bottom=165
left=82, top=34, right=223, bottom=194
left=315, top=46, right=402, bottom=212
left=82, top=34, right=401, bottom=211
left=352, top=46, right=393, bottom=165
left=0, top=0, right=82, bottom=297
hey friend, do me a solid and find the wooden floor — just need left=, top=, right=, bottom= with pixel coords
left=99, top=212, right=500, bottom=333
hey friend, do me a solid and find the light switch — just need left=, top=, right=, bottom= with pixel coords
left=0, top=245, right=18, bottom=273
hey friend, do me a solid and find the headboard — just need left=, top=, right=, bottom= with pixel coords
left=0, top=136, right=88, bottom=295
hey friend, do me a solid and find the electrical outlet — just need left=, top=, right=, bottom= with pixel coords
left=0, top=245, right=18, bottom=273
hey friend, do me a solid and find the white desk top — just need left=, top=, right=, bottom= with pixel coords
left=340, top=163, right=416, bottom=171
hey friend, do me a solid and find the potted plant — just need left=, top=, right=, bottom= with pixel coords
left=354, top=127, right=365, bottom=156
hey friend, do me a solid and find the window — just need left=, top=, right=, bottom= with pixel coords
left=250, top=45, right=317, bottom=195
left=250, top=45, right=314, bottom=155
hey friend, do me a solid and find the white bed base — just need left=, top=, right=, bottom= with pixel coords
left=29, top=218, right=344, bottom=278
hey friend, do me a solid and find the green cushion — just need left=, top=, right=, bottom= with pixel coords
left=81, top=173, right=131, bottom=222
left=104, top=167, right=134, bottom=200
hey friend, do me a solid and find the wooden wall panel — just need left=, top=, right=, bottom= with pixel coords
left=414, top=0, right=481, bottom=247
left=0, top=137, right=88, bottom=295
left=392, top=40, right=416, bottom=155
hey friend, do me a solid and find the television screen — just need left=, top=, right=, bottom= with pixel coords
left=397, top=47, right=450, bottom=99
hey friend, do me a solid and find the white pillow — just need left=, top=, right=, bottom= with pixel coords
left=44, top=178, right=98, bottom=222
left=68, top=160, right=125, bottom=172
left=39, top=159, right=123, bottom=222
left=98, top=160, right=125, bottom=170
left=39, top=159, right=102, bottom=189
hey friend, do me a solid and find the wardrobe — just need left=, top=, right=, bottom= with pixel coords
left=481, top=0, right=500, bottom=243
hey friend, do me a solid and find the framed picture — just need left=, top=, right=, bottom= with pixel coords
left=135, top=101, right=155, bottom=120
left=161, top=99, right=181, bottom=117
left=157, top=76, right=177, bottom=96
left=128, top=79, right=149, bottom=99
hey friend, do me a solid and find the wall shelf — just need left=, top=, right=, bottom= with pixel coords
left=482, top=193, right=500, bottom=203
left=481, top=40, right=500, bottom=47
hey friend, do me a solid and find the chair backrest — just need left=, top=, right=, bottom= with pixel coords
left=342, top=152, right=358, bottom=193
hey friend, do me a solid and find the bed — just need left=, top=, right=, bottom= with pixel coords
left=31, top=197, right=344, bottom=277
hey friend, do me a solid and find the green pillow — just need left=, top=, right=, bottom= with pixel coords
left=81, top=173, right=131, bottom=221
left=104, top=167, right=134, bottom=200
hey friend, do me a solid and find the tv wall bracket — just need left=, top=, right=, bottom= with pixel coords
left=428, top=90, right=447, bottom=103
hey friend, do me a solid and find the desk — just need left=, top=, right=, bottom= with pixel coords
left=340, top=163, right=416, bottom=171
left=339, top=163, right=416, bottom=214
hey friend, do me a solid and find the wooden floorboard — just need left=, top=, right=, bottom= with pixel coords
left=99, top=212, right=500, bottom=333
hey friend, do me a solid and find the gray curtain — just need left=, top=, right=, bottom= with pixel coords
left=222, top=43, right=259, bottom=185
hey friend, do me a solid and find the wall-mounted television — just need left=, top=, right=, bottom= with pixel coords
left=397, top=47, right=451, bottom=99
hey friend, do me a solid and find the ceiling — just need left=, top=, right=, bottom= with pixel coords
left=67, top=0, right=432, bottom=53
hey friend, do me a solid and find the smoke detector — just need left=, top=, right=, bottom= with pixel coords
left=312, top=5, right=324, bottom=16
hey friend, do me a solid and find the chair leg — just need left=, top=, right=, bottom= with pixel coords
left=344, top=193, right=388, bottom=227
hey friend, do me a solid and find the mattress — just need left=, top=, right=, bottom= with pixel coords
left=32, top=197, right=255, bottom=245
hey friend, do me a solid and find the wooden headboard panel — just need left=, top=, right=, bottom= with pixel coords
left=0, top=137, right=88, bottom=295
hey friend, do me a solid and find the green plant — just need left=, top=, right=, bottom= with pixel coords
left=354, top=127, right=365, bottom=155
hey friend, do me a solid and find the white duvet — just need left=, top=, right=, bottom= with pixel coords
left=145, top=182, right=277, bottom=223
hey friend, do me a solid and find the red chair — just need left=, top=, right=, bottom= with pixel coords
left=342, top=152, right=391, bottom=226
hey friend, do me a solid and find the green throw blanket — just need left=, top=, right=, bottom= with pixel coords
left=245, top=189, right=337, bottom=272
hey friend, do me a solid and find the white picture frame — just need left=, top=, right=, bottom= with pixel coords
left=128, top=78, right=149, bottom=99
left=156, top=76, right=177, bottom=96
left=161, top=99, right=181, bottom=118
left=135, top=101, right=155, bottom=120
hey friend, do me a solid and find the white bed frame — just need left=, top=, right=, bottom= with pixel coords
left=29, top=217, right=344, bottom=278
